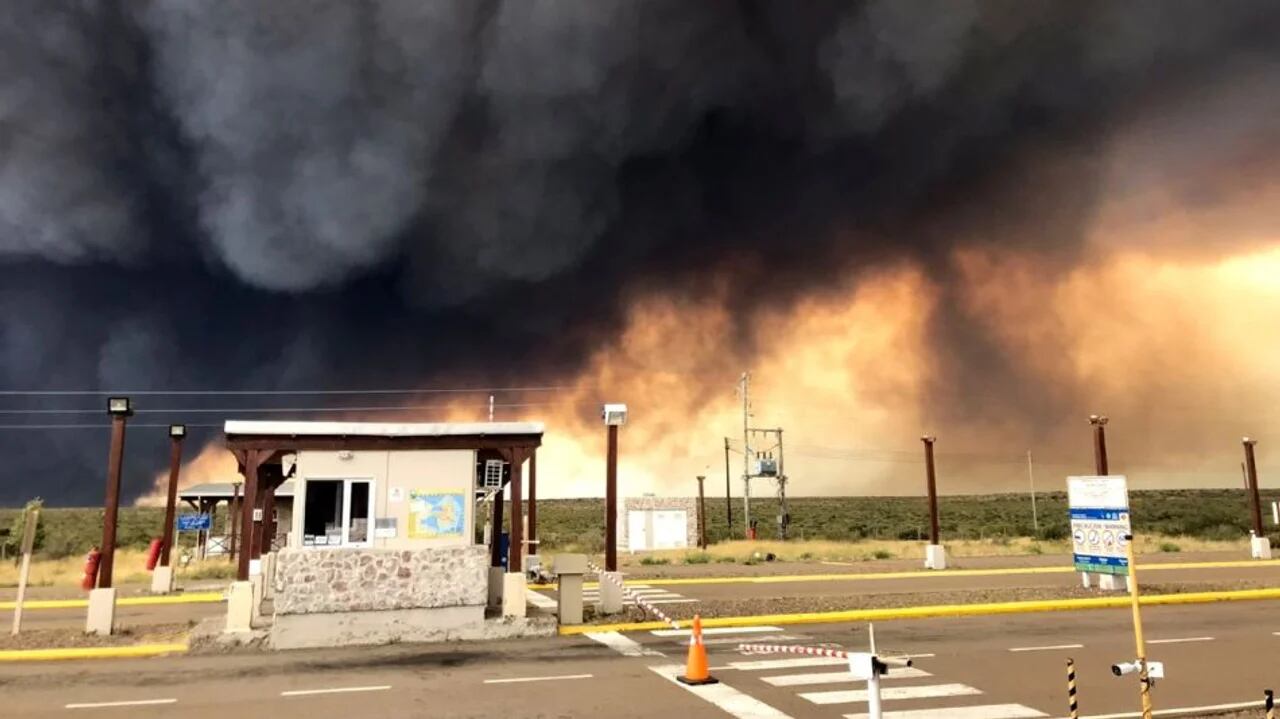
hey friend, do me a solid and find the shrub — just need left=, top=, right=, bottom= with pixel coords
left=715, top=555, right=736, bottom=564
left=683, top=552, right=711, bottom=564
left=798, top=551, right=814, bottom=560
left=870, top=549, right=893, bottom=560
left=1159, top=542, right=1181, bottom=553
left=639, top=556, right=670, bottom=566
left=1028, top=543, right=1044, bottom=555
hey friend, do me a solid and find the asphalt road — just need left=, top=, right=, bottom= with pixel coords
left=5, top=600, right=1279, bottom=718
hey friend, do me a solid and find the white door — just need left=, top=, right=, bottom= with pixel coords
left=628, top=511, right=649, bottom=552
left=341, top=479, right=374, bottom=547
left=652, top=511, right=688, bottom=550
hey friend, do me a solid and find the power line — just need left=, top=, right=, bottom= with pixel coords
left=0, top=400, right=594, bottom=415
left=0, top=385, right=581, bottom=397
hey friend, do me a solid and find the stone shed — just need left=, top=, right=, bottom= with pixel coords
left=621, top=496, right=700, bottom=552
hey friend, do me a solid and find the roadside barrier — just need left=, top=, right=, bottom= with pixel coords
left=1067, top=658, right=1079, bottom=719
left=737, top=640, right=904, bottom=719
left=676, top=615, right=717, bottom=686
left=588, top=560, right=681, bottom=629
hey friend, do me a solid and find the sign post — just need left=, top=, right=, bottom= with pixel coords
left=1069, top=475, right=1130, bottom=591
left=11, top=507, right=40, bottom=635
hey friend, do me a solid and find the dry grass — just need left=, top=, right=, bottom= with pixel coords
left=616, top=534, right=1249, bottom=566
left=0, top=548, right=236, bottom=588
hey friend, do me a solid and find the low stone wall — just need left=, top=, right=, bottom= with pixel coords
left=274, top=545, right=487, bottom=615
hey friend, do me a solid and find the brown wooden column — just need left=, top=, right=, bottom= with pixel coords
left=159, top=428, right=185, bottom=567
left=236, top=451, right=262, bottom=581
left=527, top=450, right=537, bottom=551
left=490, top=480, right=505, bottom=568
left=263, top=482, right=277, bottom=553
left=508, top=449, right=524, bottom=574
left=228, top=482, right=241, bottom=563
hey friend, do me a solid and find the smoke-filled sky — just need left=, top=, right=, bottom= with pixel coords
left=3, top=1, right=1280, bottom=506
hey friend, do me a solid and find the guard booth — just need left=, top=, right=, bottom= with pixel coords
left=222, top=420, right=544, bottom=648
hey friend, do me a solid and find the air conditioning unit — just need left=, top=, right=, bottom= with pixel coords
left=483, top=459, right=505, bottom=489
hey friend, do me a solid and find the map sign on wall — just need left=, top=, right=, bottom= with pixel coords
left=407, top=489, right=466, bottom=539
left=1067, top=475, right=1130, bottom=576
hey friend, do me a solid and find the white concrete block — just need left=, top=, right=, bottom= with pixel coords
left=502, top=573, right=526, bottom=618
left=85, top=588, right=117, bottom=636
left=488, top=566, right=504, bottom=608
left=924, top=544, right=947, bottom=570
left=150, top=566, right=174, bottom=595
left=598, top=571, right=624, bottom=614
left=1098, top=573, right=1128, bottom=591
left=1081, top=571, right=1091, bottom=589
left=226, top=581, right=255, bottom=633
left=1252, top=535, right=1272, bottom=559
left=262, top=552, right=277, bottom=600
left=249, top=558, right=262, bottom=576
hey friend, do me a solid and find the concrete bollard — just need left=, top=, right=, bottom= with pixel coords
left=1251, top=533, right=1272, bottom=560
left=598, top=571, right=624, bottom=614
left=225, top=580, right=255, bottom=633
left=1097, top=573, right=1128, bottom=591
left=924, top=544, right=947, bottom=570
left=261, top=552, right=277, bottom=601
left=503, top=573, right=527, bottom=618
left=556, top=554, right=587, bottom=625
left=85, top=587, right=117, bottom=636
left=150, top=565, right=175, bottom=595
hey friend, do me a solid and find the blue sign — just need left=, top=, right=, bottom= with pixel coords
left=176, top=514, right=211, bottom=531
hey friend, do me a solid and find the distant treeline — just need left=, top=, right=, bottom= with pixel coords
left=2, top=489, right=1276, bottom=558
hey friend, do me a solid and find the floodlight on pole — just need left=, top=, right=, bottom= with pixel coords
left=107, top=397, right=133, bottom=417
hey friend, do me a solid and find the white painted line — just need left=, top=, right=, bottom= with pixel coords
left=801, top=683, right=982, bottom=705
left=821, top=561, right=854, bottom=566
left=653, top=625, right=783, bottom=637
left=484, top=674, right=593, bottom=684
left=1049, top=699, right=1259, bottom=719
left=527, top=591, right=558, bottom=609
left=645, top=598, right=700, bottom=604
left=706, top=634, right=806, bottom=647
left=66, top=699, right=178, bottom=710
left=847, top=704, right=1048, bottom=719
left=1146, top=636, right=1213, bottom=645
left=764, top=667, right=930, bottom=686
left=730, top=656, right=848, bottom=671
left=585, top=630, right=665, bottom=657
left=281, top=685, right=391, bottom=697
left=1008, top=643, right=1084, bottom=652
left=650, top=665, right=795, bottom=719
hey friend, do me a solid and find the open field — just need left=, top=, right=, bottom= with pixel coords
left=0, top=547, right=236, bottom=588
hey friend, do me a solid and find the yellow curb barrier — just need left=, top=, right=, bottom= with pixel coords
left=531, top=558, right=1280, bottom=590
left=560, top=586, right=1280, bottom=635
left=0, top=642, right=189, bottom=662
left=0, top=592, right=224, bottom=611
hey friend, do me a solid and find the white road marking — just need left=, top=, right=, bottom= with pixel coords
left=650, top=665, right=795, bottom=719
left=763, top=667, right=930, bottom=686
left=585, top=630, right=665, bottom=657
left=705, top=634, right=806, bottom=647
left=526, top=591, right=558, bottom=609
left=730, top=656, right=848, bottom=671
left=281, top=685, right=391, bottom=697
left=846, top=704, right=1047, bottom=719
left=1008, top=643, right=1084, bottom=652
left=801, top=683, right=982, bottom=705
left=821, top=561, right=854, bottom=566
left=66, top=699, right=178, bottom=710
left=1146, top=636, right=1213, bottom=645
left=645, top=598, right=700, bottom=604
left=1049, top=699, right=1259, bottom=719
left=653, top=625, right=782, bottom=637
left=484, top=674, right=593, bottom=684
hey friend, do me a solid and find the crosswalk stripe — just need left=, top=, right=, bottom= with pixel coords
left=707, top=635, right=807, bottom=647
left=730, top=657, right=847, bottom=671
left=843, top=703, right=1047, bottom=719
left=650, top=665, right=795, bottom=719
left=584, top=631, right=664, bottom=657
left=645, top=598, right=699, bottom=604
left=763, top=667, right=931, bottom=686
left=800, top=683, right=981, bottom=705
left=652, top=626, right=782, bottom=637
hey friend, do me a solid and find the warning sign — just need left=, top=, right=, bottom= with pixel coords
left=1068, top=475, right=1130, bottom=576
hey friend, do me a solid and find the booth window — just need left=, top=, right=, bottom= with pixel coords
left=302, top=479, right=373, bottom=547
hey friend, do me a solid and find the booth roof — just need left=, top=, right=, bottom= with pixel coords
left=179, top=480, right=296, bottom=499
left=223, top=420, right=544, bottom=437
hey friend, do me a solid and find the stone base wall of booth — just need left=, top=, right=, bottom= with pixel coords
left=274, top=545, right=488, bottom=615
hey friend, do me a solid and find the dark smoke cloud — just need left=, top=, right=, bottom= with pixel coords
left=2, top=0, right=1279, bottom=504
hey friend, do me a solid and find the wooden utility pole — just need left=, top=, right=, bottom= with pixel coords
left=1091, top=415, right=1110, bottom=475
left=160, top=425, right=186, bottom=568
left=724, top=437, right=733, bottom=538
left=921, top=435, right=939, bottom=545
left=1243, top=438, right=1266, bottom=538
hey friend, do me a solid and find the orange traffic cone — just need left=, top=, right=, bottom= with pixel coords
left=677, top=615, right=718, bottom=685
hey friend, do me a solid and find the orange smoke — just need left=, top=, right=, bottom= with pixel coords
left=134, top=440, right=239, bottom=506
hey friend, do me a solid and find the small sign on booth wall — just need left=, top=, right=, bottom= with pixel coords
left=389, top=487, right=405, bottom=502
left=375, top=518, right=398, bottom=538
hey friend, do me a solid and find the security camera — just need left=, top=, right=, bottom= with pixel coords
left=1112, top=661, right=1141, bottom=676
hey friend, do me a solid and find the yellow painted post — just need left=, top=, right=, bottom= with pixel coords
left=1124, top=533, right=1153, bottom=719
left=1066, top=658, right=1079, bottom=719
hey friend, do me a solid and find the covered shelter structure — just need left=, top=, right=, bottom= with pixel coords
left=221, top=420, right=545, bottom=648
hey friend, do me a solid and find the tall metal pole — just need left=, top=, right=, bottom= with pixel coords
left=99, top=399, right=132, bottom=589
left=777, top=429, right=788, bottom=540
left=724, top=437, right=733, bottom=538
left=1243, top=438, right=1265, bottom=538
left=160, top=427, right=186, bottom=567
left=696, top=475, right=707, bottom=549
left=922, top=435, right=939, bottom=545
left=741, top=372, right=751, bottom=538
left=1091, top=415, right=1109, bottom=475
left=1124, top=531, right=1153, bottom=719
left=605, top=424, right=619, bottom=571
left=1027, top=450, right=1039, bottom=534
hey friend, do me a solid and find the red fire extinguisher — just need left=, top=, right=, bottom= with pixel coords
left=80, top=547, right=102, bottom=591
left=145, top=538, right=163, bottom=571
